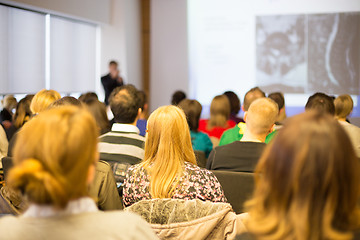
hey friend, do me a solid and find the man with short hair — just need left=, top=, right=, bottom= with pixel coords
left=101, top=61, right=124, bottom=105
left=305, top=92, right=335, bottom=115
left=207, top=98, right=278, bottom=172
left=219, top=87, right=276, bottom=146
left=98, top=85, right=145, bottom=186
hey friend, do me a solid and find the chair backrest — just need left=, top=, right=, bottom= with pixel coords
left=194, top=150, right=207, bottom=168
left=2, top=157, right=13, bottom=181
left=212, top=170, right=254, bottom=214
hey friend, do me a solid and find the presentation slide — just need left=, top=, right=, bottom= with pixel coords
left=187, top=0, right=360, bottom=117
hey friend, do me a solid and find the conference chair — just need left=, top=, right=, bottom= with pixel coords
left=212, top=170, right=254, bottom=214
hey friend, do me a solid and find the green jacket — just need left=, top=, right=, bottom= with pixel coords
left=219, top=123, right=277, bottom=146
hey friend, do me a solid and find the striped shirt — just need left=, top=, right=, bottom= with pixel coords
left=99, top=124, right=145, bottom=166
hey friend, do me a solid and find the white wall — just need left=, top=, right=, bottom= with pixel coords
left=150, top=0, right=189, bottom=111
left=1, top=0, right=111, bottom=23
left=2, top=0, right=143, bottom=102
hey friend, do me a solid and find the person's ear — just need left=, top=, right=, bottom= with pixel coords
left=138, top=108, right=142, bottom=116
left=144, top=103, right=148, bottom=112
left=241, top=105, right=245, bottom=112
left=244, top=112, right=248, bottom=122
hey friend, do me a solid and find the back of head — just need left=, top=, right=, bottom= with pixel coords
left=137, top=90, right=147, bottom=110
left=334, top=94, right=353, bottom=119
left=142, top=105, right=196, bottom=198
left=8, top=106, right=98, bottom=208
left=305, top=92, right=335, bottom=115
left=178, top=99, right=202, bottom=132
left=243, top=87, right=266, bottom=111
left=246, top=111, right=360, bottom=239
left=209, top=95, right=231, bottom=128
left=30, top=89, right=61, bottom=114
left=109, top=84, right=140, bottom=124
left=268, top=92, right=285, bottom=110
left=78, top=92, right=99, bottom=103
left=49, top=97, right=82, bottom=109
left=84, top=99, right=110, bottom=134
left=13, top=95, right=34, bottom=129
left=246, top=98, right=278, bottom=135
left=171, top=90, right=187, bottom=105
left=2, top=95, right=17, bottom=110
left=224, top=91, right=241, bottom=115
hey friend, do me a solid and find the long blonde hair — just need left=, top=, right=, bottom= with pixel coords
left=207, top=95, right=230, bottom=129
left=138, top=105, right=197, bottom=198
left=30, top=89, right=61, bottom=114
left=8, top=106, right=98, bottom=208
left=245, top=111, right=360, bottom=240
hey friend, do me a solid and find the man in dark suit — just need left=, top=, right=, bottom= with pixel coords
left=101, top=61, right=124, bottom=105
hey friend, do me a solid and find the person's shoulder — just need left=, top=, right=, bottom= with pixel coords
left=0, top=215, right=21, bottom=230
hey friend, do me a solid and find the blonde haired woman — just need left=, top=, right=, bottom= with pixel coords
left=0, top=106, right=158, bottom=240
left=122, top=105, right=226, bottom=207
left=30, top=89, right=61, bottom=114
left=239, top=111, right=360, bottom=240
left=198, top=95, right=236, bottom=141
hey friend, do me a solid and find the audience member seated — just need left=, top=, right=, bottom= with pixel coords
left=30, top=89, right=61, bottom=115
left=198, top=95, right=236, bottom=143
left=207, top=98, right=278, bottom=172
left=83, top=99, right=110, bottom=135
left=5, top=95, right=33, bottom=142
left=78, top=92, right=99, bottom=102
left=238, top=111, right=360, bottom=239
left=8, top=90, right=60, bottom=156
left=136, top=90, right=148, bottom=137
left=122, top=105, right=226, bottom=207
left=178, top=99, right=213, bottom=158
left=305, top=92, right=335, bottom=115
left=171, top=90, right=187, bottom=105
left=268, top=92, right=286, bottom=129
left=219, top=87, right=276, bottom=146
left=334, top=94, right=360, bottom=157
left=0, top=107, right=157, bottom=239
left=224, top=91, right=244, bottom=124
left=0, top=95, right=17, bottom=127
left=48, top=97, right=121, bottom=210
left=98, top=85, right=145, bottom=186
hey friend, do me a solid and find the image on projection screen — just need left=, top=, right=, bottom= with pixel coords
left=256, top=12, right=360, bottom=94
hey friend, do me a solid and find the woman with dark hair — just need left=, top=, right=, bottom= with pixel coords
left=239, top=111, right=360, bottom=239
left=223, top=91, right=244, bottom=124
left=83, top=99, right=110, bottom=135
left=178, top=99, right=213, bottom=157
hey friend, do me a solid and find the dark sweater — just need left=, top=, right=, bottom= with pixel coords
left=206, top=141, right=266, bottom=172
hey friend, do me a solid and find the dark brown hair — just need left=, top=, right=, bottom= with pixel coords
left=109, top=84, right=140, bottom=124
left=305, top=92, right=335, bottom=115
left=178, top=99, right=202, bottom=132
left=224, top=91, right=241, bottom=114
left=268, top=92, right=285, bottom=110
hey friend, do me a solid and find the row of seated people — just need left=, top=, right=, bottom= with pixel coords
left=0, top=85, right=359, bottom=239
